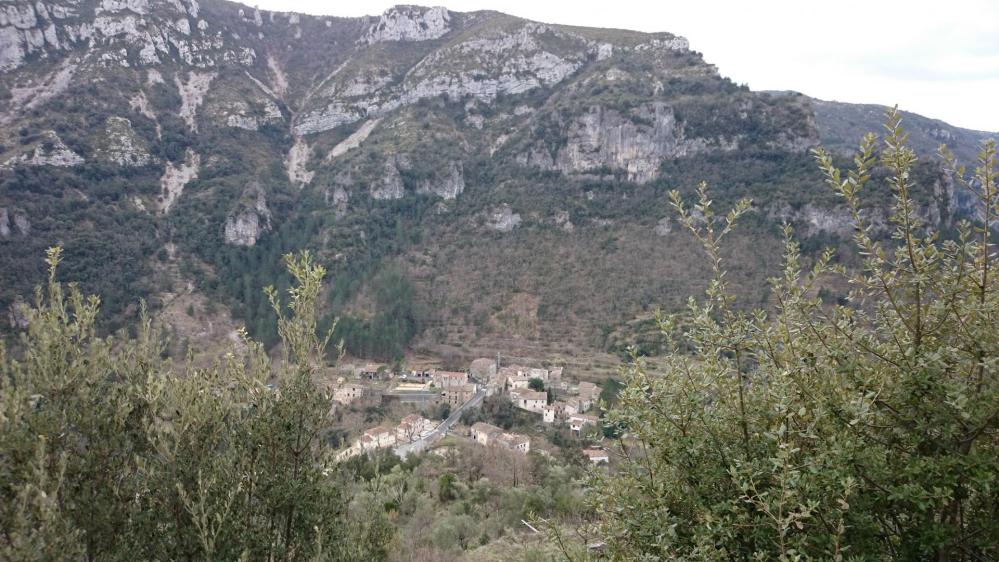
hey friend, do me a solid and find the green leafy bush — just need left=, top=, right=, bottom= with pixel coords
left=0, top=249, right=392, bottom=560
left=590, top=111, right=999, bottom=560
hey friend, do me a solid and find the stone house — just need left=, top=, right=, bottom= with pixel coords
left=333, top=383, right=368, bottom=405
left=494, top=365, right=526, bottom=389
left=495, top=431, right=531, bottom=453
left=359, top=363, right=386, bottom=380
left=432, top=370, right=468, bottom=388
left=525, top=367, right=549, bottom=381
left=396, top=414, right=433, bottom=443
left=577, top=381, right=600, bottom=403
left=542, top=401, right=566, bottom=424
left=360, top=425, right=397, bottom=451
left=583, top=448, right=609, bottom=464
left=569, top=414, right=599, bottom=435
left=563, top=398, right=582, bottom=417
left=470, top=422, right=500, bottom=446
left=401, top=369, right=432, bottom=382
left=505, top=374, right=534, bottom=392
left=469, top=422, right=529, bottom=453
left=510, top=388, right=547, bottom=413
left=440, top=383, right=477, bottom=407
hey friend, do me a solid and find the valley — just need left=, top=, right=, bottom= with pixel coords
left=2, top=2, right=997, bottom=559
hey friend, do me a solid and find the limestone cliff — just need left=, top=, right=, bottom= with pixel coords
left=0, top=0, right=992, bottom=353
left=224, top=182, right=271, bottom=246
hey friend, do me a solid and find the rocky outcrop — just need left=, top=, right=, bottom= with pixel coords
left=294, top=22, right=587, bottom=135
left=224, top=183, right=271, bottom=246
left=1, top=131, right=83, bottom=168
left=770, top=204, right=854, bottom=237
left=293, top=103, right=364, bottom=136
left=486, top=204, right=521, bottom=232
left=285, top=137, right=314, bottom=187
left=0, top=207, right=30, bottom=238
left=327, top=118, right=381, bottom=161
left=634, top=37, right=689, bottom=52
left=129, top=90, right=160, bottom=136
left=521, top=102, right=745, bottom=183
left=176, top=71, right=215, bottom=132
left=159, top=149, right=199, bottom=213
left=400, top=22, right=585, bottom=103
left=324, top=184, right=349, bottom=217
left=7, top=295, right=29, bottom=330
left=223, top=98, right=282, bottom=131
left=372, top=159, right=405, bottom=200
left=0, top=0, right=252, bottom=73
left=416, top=161, right=464, bottom=200
left=360, top=6, right=451, bottom=44
left=102, top=116, right=152, bottom=166
left=2, top=57, right=77, bottom=126
left=574, top=104, right=702, bottom=182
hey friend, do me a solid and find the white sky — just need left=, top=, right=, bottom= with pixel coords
left=251, top=0, right=999, bottom=132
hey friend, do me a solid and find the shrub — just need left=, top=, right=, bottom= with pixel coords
left=589, top=110, right=999, bottom=560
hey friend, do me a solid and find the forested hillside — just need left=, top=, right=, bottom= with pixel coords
left=2, top=0, right=993, bottom=365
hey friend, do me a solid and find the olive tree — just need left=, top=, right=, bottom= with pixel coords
left=0, top=250, right=391, bottom=560
left=589, top=110, right=998, bottom=560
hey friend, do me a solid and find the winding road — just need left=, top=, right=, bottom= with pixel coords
left=394, top=387, right=487, bottom=458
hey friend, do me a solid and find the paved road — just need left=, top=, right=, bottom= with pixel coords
left=394, top=388, right=487, bottom=458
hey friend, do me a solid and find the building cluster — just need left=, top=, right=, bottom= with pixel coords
left=469, top=422, right=531, bottom=454
left=582, top=448, right=609, bottom=464
left=491, top=365, right=602, bottom=435
left=430, top=370, right=479, bottom=407
left=338, top=414, right=436, bottom=460
left=334, top=357, right=608, bottom=462
left=332, top=363, right=482, bottom=409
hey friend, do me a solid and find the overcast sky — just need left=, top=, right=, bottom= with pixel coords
left=250, top=0, right=999, bottom=132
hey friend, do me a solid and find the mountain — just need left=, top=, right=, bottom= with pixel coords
left=1, top=1, right=993, bottom=367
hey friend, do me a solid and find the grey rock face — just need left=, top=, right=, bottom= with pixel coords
left=285, top=137, right=314, bottom=187
left=103, top=116, right=152, bottom=166
left=223, top=98, right=282, bottom=131
left=1, top=131, right=83, bottom=168
left=770, top=204, right=854, bottom=237
left=224, top=183, right=271, bottom=246
left=1, top=0, right=253, bottom=72
left=293, top=103, right=364, bottom=136
left=11, top=211, right=28, bottom=234
left=360, top=6, right=451, bottom=44
left=557, top=103, right=685, bottom=183
left=176, top=71, right=216, bottom=132
left=487, top=204, right=522, bottom=232
left=0, top=207, right=30, bottom=238
left=294, top=22, right=588, bottom=135
left=372, top=159, right=405, bottom=200
left=7, top=295, right=29, bottom=330
left=159, top=149, right=199, bottom=213
left=324, top=175, right=351, bottom=217
left=520, top=102, right=732, bottom=183
left=416, top=162, right=464, bottom=200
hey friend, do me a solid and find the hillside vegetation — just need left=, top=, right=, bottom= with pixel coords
left=2, top=1, right=993, bottom=366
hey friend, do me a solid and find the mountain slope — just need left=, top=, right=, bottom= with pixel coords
left=1, top=1, right=993, bottom=364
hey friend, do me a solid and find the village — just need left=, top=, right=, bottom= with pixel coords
left=331, top=357, right=612, bottom=466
